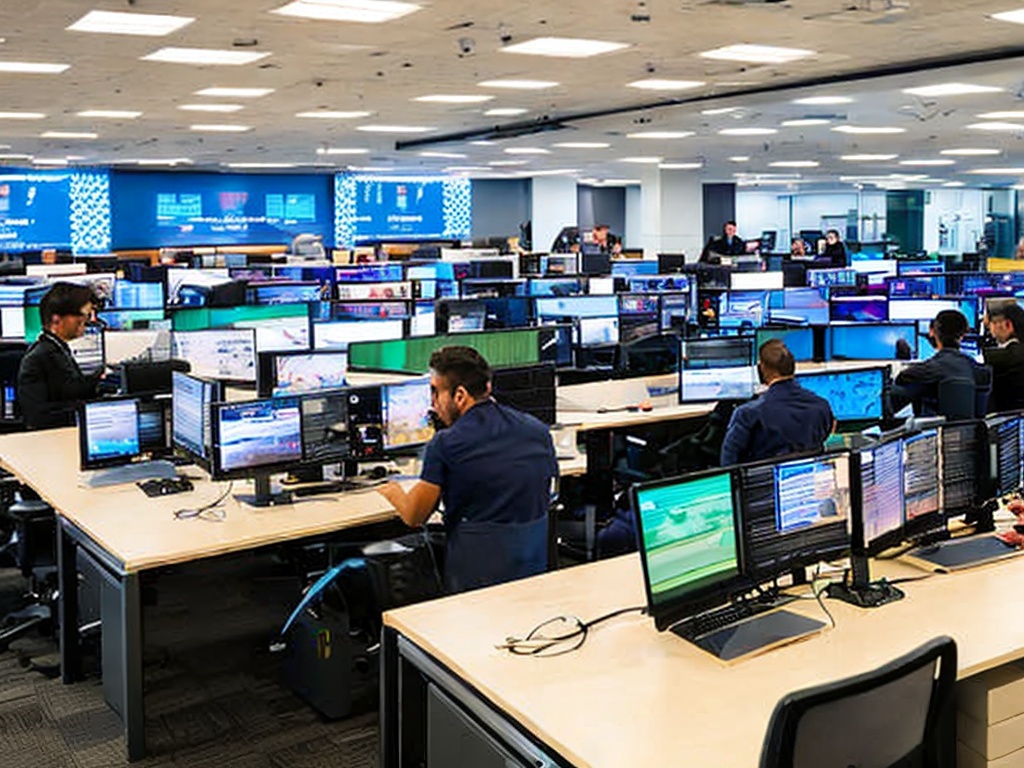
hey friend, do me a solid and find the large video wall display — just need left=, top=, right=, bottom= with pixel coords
left=335, top=175, right=471, bottom=245
left=0, top=169, right=110, bottom=253
left=110, top=171, right=334, bottom=249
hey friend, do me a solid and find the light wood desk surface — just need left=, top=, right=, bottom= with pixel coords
left=384, top=553, right=1024, bottom=768
left=0, top=429, right=399, bottom=573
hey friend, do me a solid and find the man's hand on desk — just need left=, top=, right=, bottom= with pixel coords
left=378, top=479, right=440, bottom=528
left=995, top=498, right=1024, bottom=547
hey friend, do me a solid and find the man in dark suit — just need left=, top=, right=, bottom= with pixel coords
left=17, top=283, right=102, bottom=430
left=701, top=221, right=746, bottom=263
left=891, top=309, right=986, bottom=417
left=983, top=301, right=1024, bottom=413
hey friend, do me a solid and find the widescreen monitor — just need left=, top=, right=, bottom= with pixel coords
left=888, top=297, right=978, bottom=329
left=78, top=399, right=140, bottom=470
left=611, top=261, right=659, bottom=278
left=988, top=414, right=1022, bottom=497
left=381, top=378, right=434, bottom=451
left=527, top=277, right=583, bottom=297
left=342, top=175, right=471, bottom=241
left=631, top=469, right=744, bottom=631
left=335, top=281, right=412, bottom=301
left=628, top=275, right=690, bottom=293
left=300, top=391, right=350, bottom=465
left=731, top=272, right=783, bottom=291
left=246, top=282, right=322, bottom=305
left=0, top=169, right=110, bottom=253
left=766, top=287, right=829, bottom=325
left=329, top=300, right=411, bottom=321
left=853, top=437, right=904, bottom=556
left=113, top=280, right=165, bottom=309
left=829, top=296, right=888, bottom=323
left=170, top=328, right=256, bottom=382
left=257, top=348, right=348, bottom=397
left=211, top=397, right=303, bottom=479
left=348, top=328, right=546, bottom=374
left=104, top=328, right=171, bottom=366
left=312, top=318, right=405, bottom=350
left=719, top=291, right=768, bottom=328
left=827, top=323, right=916, bottom=360
left=806, top=268, right=857, bottom=289
left=794, top=367, right=886, bottom=423
left=97, top=309, right=166, bottom=330
left=902, top=429, right=942, bottom=537
left=483, top=297, right=532, bottom=329
left=939, top=421, right=984, bottom=519
left=171, top=370, right=222, bottom=468
left=578, top=316, right=619, bottom=347
left=534, top=295, right=618, bottom=320
left=491, top=364, right=557, bottom=425
left=335, top=264, right=404, bottom=283
left=755, top=328, right=814, bottom=362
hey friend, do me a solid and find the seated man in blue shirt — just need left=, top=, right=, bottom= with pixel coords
left=891, top=309, right=986, bottom=417
left=379, top=346, right=558, bottom=593
left=720, top=340, right=834, bottom=466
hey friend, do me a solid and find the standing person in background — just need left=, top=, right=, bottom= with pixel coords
left=983, top=301, right=1024, bottom=412
left=702, top=221, right=746, bottom=262
left=821, top=229, right=848, bottom=268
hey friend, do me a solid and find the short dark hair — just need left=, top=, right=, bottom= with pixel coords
left=933, top=309, right=969, bottom=348
left=724, top=220, right=737, bottom=229
left=429, top=346, right=491, bottom=398
left=990, top=302, right=1024, bottom=339
left=39, top=283, right=95, bottom=327
left=759, top=339, right=795, bottom=377
left=826, top=229, right=841, bottom=239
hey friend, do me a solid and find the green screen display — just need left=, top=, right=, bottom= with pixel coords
left=635, top=471, right=739, bottom=606
left=171, top=303, right=309, bottom=331
left=347, top=328, right=542, bottom=373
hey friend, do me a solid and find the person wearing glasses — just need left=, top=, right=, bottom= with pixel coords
left=379, top=346, right=558, bottom=593
left=17, top=283, right=102, bottom=430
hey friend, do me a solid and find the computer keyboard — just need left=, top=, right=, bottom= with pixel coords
left=671, top=597, right=792, bottom=642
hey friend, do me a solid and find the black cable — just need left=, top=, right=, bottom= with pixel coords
left=173, top=481, right=233, bottom=521
left=811, top=564, right=836, bottom=629
left=581, top=605, right=644, bottom=630
left=499, top=605, right=643, bottom=657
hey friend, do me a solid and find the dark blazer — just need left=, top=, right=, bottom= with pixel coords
left=706, top=235, right=746, bottom=257
left=891, top=348, right=984, bottom=417
left=983, top=340, right=1024, bottom=413
left=17, top=331, right=101, bottom=430
left=822, top=241, right=848, bottom=268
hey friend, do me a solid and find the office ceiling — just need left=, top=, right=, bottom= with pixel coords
left=6, top=1, right=1024, bottom=186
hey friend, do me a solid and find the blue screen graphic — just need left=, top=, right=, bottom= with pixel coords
left=0, top=169, right=110, bottom=253
left=336, top=175, right=471, bottom=243
left=828, top=323, right=916, bottom=360
left=110, top=171, right=333, bottom=248
left=796, top=368, right=885, bottom=421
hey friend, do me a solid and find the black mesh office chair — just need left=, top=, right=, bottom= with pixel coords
left=759, top=635, right=957, bottom=768
left=0, top=497, right=58, bottom=651
left=936, top=377, right=977, bottom=420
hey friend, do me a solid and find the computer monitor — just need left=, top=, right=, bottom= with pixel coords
left=588, top=277, right=615, bottom=295
left=381, top=378, right=434, bottom=452
left=719, top=291, right=768, bottom=328
left=794, top=367, right=887, bottom=424
left=246, top=281, right=323, bottom=305
left=658, top=253, right=687, bottom=273
left=766, top=287, right=829, bottom=326
left=578, top=316, right=619, bottom=347
left=534, top=295, right=618, bottom=320
left=78, top=398, right=141, bottom=470
left=256, top=348, right=348, bottom=397
left=328, top=300, right=411, bottom=321
left=300, top=390, right=351, bottom=465
left=436, top=299, right=487, bottom=334
left=902, top=428, right=942, bottom=538
left=311, top=318, right=405, bottom=350
left=731, top=272, right=783, bottom=291
left=97, top=309, right=167, bottom=331
left=113, top=280, right=165, bottom=310
left=885, top=276, right=946, bottom=298
left=104, top=328, right=171, bottom=366
left=483, top=297, right=533, bottom=329
left=336, top=281, right=412, bottom=300
left=460, top=278, right=526, bottom=298
left=659, top=291, right=690, bottom=332
left=852, top=436, right=905, bottom=557
left=829, top=296, right=889, bottom=323
left=987, top=414, right=1022, bottom=497
left=888, top=297, right=978, bottom=329
left=755, top=327, right=814, bottom=362
left=806, top=268, right=857, bottom=289
left=335, top=264, right=404, bottom=283
left=346, top=385, right=384, bottom=460
left=580, top=252, right=611, bottom=276
left=527, top=277, right=583, bottom=297
left=171, top=370, right=223, bottom=470
left=618, top=294, right=660, bottom=344
left=171, top=328, right=257, bottom=382
left=939, top=420, right=985, bottom=520
left=631, top=468, right=745, bottom=631
left=737, top=452, right=851, bottom=580
left=538, top=325, right=574, bottom=368
left=628, top=275, right=690, bottom=293
left=210, top=397, right=303, bottom=480
left=611, top=260, right=659, bottom=278
left=68, top=325, right=105, bottom=376
left=827, top=323, right=917, bottom=361
left=491, top=363, right=557, bottom=425
left=679, top=337, right=755, bottom=403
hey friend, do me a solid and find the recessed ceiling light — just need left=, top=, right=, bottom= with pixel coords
left=179, top=104, right=244, bottom=113
left=443, top=166, right=489, bottom=172
left=943, top=181, right=966, bottom=187
left=470, top=140, right=496, bottom=146
left=701, top=107, right=740, bottom=115
left=728, top=155, right=750, bottom=162
left=134, top=158, right=193, bottom=166
left=195, top=87, right=274, bottom=98
left=76, top=110, right=142, bottom=119
left=552, top=142, right=610, bottom=148
left=413, top=94, right=494, bottom=104
left=618, top=156, right=663, bottom=164
left=626, top=131, right=695, bottom=139
left=940, top=148, right=1000, bottom=156
left=296, top=110, right=372, bottom=119
left=501, top=37, right=629, bottom=58
left=592, top=179, right=642, bottom=185
left=142, top=48, right=271, bottom=66
left=977, top=111, right=1024, bottom=119
left=41, top=131, right=97, bottom=139
left=769, top=160, right=819, bottom=168
left=841, top=154, right=899, bottom=161
left=899, top=159, right=956, bottom=166
left=719, top=127, right=777, bottom=136
left=0, top=154, right=32, bottom=161
left=419, top=151, right=466, bottom=159
left=478, top=79, right=558, bottom=90
left=967, top=122, right=1024, bottom=132
left=832, top=125, right=906, bottom=134
left=189, top=124, right=252, bottom=132
left=991, top=8, right=1024, bottom=24
left=484, top=108, right=528, bottom=116
left=699, top=44, right=815, bottom=64
left=33, top=158, right=68, bottom=166
left=504, top=147, right=549, bottom=155
left=488, top=160, right=528, bottom=166
left=316, top=147, right=370, bottom=155
left=781, top=118, right=830, bottom=127
left=659, top=162, right=703, bottom=169
left=356, top=124, right=433, bottom=133
left=0, top=112, right=46, bottom=120
left=67, top=10, right=194, bottom=36
left=968, top=167, right=1024, bottom=174
left=902, top=83, right=1003, bottom=97
left=522, top=168, right=579, bottom=176
left=627, top=79, right=705, bottom=91
left=225, top=162, right=296, bottom=168
left=792, top=95, right=852, bottom=105
left=0, top=61, right=69, bottom=74
left=270, top=0, right=420, bottom=23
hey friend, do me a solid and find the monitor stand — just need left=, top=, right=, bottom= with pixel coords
left=81, top=460, right=178, bottom=489
left=826, top=555, right=904, bottom=609
left=235, top=474, right=294, bottom=508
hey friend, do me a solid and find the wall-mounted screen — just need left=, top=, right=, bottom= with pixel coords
left=335, top=175, right=471, bottom=243
left=0, top=169, right=110, bottom=253
left=110, top=171, right=333, bottom=248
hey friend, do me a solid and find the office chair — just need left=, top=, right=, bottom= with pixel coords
left=0, top=497, right=58, bottom=652
left=759, top=635, right=957, bottom=768
left=936, top=377, right=977, bottom=420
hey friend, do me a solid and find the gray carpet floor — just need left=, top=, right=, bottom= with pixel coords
left=0, top=554, right=379, bottom=768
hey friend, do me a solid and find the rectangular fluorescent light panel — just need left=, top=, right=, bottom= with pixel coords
left=0, top=112, right=46, bottom=120
left=628, top=79, right=705, bottom=91
left=143, top=48, right=271, bottom=66
left=484, top=108, right=528, bottom=116
left=296, top=110, right=372, bottom=118
left=270, top=0, right=421, bottom=24
left=841, top=154, right=898, bottom=161
left=67, top=10, right=195, bottom=36
left=0, top=62, right=69, bottom=74
left=833, top=126, right=905, bottom=134
left=699, top=44, right=815, bottom=64
left=189, top=124, right=252, bottom=132
left=41, top=131, right=97, bottom=139
left=902, top=83, right=1002, bottom=97
left=478, top=79, right=558, bottom=90
left=414, top=94, right=493, bottom=103
left=179, top=104, right=243, bottom=113
left=196, top=87, right=274, bottom=98
left=501, top=37, right=628, bottom=58
left=77, top=110, right=142, bottom=119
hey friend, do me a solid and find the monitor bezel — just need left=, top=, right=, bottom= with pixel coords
left=850, top=434, right=906, bottom=558
left=794, top=364, right=890, bottom=424
left=209, top=396, right=304, bottom=481
left=77, top=397, right=142, bottom=471
left=256, top=347, right=349, bottom=398
left=170, top=370, right=224, bottom=472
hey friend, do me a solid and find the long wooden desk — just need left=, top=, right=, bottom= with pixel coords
left=381, top=553, right=1024, bottom=768
left=0, top=428, right=407, bottom=761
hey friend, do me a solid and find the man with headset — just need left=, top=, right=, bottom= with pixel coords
left=379, top=346, right=558, bottom=593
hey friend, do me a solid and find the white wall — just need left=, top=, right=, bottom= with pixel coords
left=736, top=191, right=787, bottom=245
left=923, top=188, right=984, bottom=254
left=659, top=170, right=703, bottom=258
left=530, top=177, right=577, bottom=255
left=624, top=185, right=642, bottom=251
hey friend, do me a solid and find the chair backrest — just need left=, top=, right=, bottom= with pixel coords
left=937, top=377, right=977, bottom=420
left=759, top=635, right=957, bottom=768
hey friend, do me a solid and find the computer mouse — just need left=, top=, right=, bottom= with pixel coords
left=368, top=465, right=388, bottom=480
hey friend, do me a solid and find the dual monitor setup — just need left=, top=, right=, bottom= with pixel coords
left=631, top=411, right=1024, bottom=660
